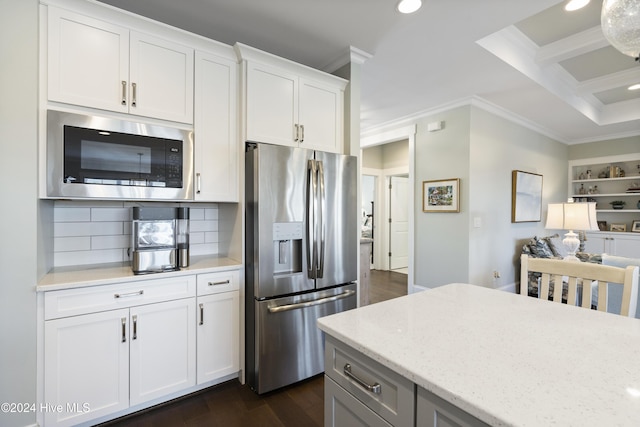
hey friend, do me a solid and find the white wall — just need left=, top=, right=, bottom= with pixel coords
left=468, top=107, right=568, bottom=289
left=411, top=104, right=569, bottom=290
left=414, top=106, right=471, bottom=287
left=0, top=1, right=39, bottom=426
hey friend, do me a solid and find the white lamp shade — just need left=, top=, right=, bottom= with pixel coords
left=545, top=202, right=598, bottom=231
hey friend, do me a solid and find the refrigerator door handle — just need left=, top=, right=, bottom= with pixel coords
left=317, top=160, right=326, bottom=278
left=306, top=159, right=317, bottom=279
left=267, top=289, right=356, bottom=313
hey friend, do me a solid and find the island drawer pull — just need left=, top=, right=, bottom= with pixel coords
left=343, top=363, right=381, bottom=395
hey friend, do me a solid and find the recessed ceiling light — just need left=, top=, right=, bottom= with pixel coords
left=564, top=0, right=590, bottom=11
left=629, top=83, right=640, bottom=91
left=397, top=0, right=422, bottom=14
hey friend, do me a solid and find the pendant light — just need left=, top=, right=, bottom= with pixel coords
left=601, top=0, right=640, bottom=60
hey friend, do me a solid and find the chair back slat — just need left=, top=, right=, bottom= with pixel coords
left=520, top=254, right=639, bottom=317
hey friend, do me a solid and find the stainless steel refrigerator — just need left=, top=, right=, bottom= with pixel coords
left=245, top=142, right=358, bottom=394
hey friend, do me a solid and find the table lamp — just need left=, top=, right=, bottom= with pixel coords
left=545, top=202, right=598, bottom=261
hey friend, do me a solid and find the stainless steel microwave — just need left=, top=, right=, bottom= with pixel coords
left=46, top=110, right=194, bottom=200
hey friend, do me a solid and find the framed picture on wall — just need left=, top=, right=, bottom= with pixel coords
left=423, top=178, right=460, bottom=212
left=511, top=170, right=543, bottom=223
left=632, top=221, right=640, bottom=233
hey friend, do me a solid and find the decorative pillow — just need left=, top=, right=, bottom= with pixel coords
left=528, top=236, right=555, bottom=258
left=544, top=236, right=565, bottom=258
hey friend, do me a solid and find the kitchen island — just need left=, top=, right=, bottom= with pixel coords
left=317, top=283, right=640, bottom=426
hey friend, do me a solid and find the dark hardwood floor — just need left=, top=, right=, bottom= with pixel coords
left=368, top=269, right=408, bottom=304
left=98, top=270, right=407, bottom=427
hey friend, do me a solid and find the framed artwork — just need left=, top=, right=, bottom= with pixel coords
left=631, top=221, right=640, bottom=232
left=511, top=170, right=543, bottom=223
left=423, top=178, right=460, bottom=212
left=610, top=223, right=627, bottom=232
left=597, top=220, right=608, bottom=231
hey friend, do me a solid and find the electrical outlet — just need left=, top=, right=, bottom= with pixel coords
left=493, top=271, right=501, bottom=279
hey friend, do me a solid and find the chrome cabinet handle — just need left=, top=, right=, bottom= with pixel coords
left=121, top=81, right=127, bottom=105
left=121, top=317, right=126, bottom=343
left=343, top=363, right=381, bottom=395
left=294, top=124, right=299, bottom=142
left=196, top=172, right=201, bottom=194
left=300, top=124, right=304, bottom=142
left=199, top=303, right=204, bottom=326
left=208, top=279, right=230, bottom=286
left=132, top=315, right=138, bottom=340
left=131, top=82, right=137, bottom=107
left=114, top=290, right=144, bottom=299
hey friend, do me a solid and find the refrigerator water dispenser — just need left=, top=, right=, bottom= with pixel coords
left=272, top=222, right=302, bottom=276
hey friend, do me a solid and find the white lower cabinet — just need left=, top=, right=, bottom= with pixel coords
left=44, top=309, right=130, bottom=427
left=196, top=270, right=240, bottom=385
left=584, top=232, right=640, bottom=257
left=42, top=269, right=242, bottom=426
left=129, top=298, right=196, bottom=406
left=43, top=276, right=197, bottom=427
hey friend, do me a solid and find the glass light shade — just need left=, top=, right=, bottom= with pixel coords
left=601, top=0, right=640, bottom=59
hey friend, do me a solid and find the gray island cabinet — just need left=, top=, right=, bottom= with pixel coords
left=317, top=283, right=640, bottom=427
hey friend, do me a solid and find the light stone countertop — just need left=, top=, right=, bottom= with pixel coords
left=317, top=282, right=640, bottom=426
left=37, top=255, right=242, bottom=291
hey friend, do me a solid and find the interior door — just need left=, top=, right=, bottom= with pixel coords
left=389, top=175, right=408, bottom=270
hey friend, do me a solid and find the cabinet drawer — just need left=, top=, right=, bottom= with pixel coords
left=197, top=269, right=239, bottom=296
left=44, top=275, right=196, bottom=320
left=325, top=375, right=392, bottom=427
left=325, top=335, right=415, bottom=427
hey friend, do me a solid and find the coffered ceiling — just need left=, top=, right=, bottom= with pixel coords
left=97, top=0, right=640, bottom=144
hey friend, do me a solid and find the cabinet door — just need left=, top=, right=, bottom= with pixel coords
left=194, top=52, right=238, bottom=202
left=584, top=233, right=608, bottom=254
left=245, top=62, right=298, bottom=147
left=48, top=7, right=129, bottom=113
left=44, top=309, right=129, bottom=427
left=298, top=78, right=343, bottom=153
left=129, top=298, right=196, bottom=406
left=129, top=32, right=194, bottom=123
left=325, top=376, right=392, bottom=427
left=610, top=234, right=640, bottom=257
left=196, top=291, right=240, bottom=384
left=416, top=386, right=489, bottom=427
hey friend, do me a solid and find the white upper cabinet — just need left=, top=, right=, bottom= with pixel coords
left=194, top=51, right=239, bottom=202
left=47, top=7, right=194, bottom=124
left=237, top=43, right=346, bottom=153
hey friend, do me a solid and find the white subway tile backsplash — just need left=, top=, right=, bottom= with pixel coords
left=204, top=208, right=219, bottom=220
left=54, top=249, right=125, bottom=267
left=189, top=232, right=205, bottom=245
left=91, top=207, right=131, bottom=222
left=92, top=235, right=131, bottom=250
left=190, top=243, right=219, bottom=257
left=190, top=220, right=217, bottom=233
left=54, top=207, right=91, bottom=222
left=53, top=201, right=219, bottom=268
left=54, top=236, right=91, bottom=252
left=204, top=231, right=219, bottom=243
left=189, top=208, right=205, bottom=221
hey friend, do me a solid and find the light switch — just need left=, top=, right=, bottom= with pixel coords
left=473, top=217, right=482, bottom=228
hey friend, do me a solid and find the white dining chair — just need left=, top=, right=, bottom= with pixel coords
left=520, top=254, right=639, bottom=317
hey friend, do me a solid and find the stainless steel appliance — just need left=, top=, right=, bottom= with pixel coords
left=245, top=142, right=358, bottom=394
left=46, top=110, right=194, bottom=200
left=132, top=207, right=189, bottom=274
